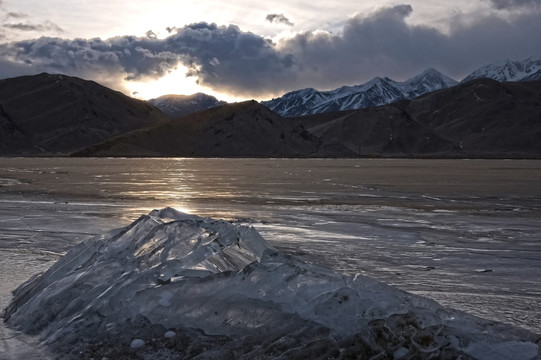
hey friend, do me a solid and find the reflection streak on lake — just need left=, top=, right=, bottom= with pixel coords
left=0, top=157, right=540, bottom=335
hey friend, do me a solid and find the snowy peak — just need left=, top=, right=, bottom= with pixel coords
left=262, top=69, right=458, bottom=117
left=264, top=87, right=331, bottom=116
left=400, top=68, right=459, bottom=98
left=149, top=93, right=226, bottom=118
left=462, top=57, right=541, bottom=83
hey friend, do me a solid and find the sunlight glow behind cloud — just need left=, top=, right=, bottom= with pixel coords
left=127, top=65, right=245, bottom=102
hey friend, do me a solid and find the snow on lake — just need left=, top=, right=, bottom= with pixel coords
left=0, top=158, right=540, bottom=358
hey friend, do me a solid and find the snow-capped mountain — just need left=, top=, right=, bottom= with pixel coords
left=462, top=57, right=541, bottom=83
left=262, top=68, right=458, bottom=117
left=260, top=87, right=331, bottom=117
left=398, top=68, right=459, bottom=98
left=522, top=69, right=541, bottom=81
left=149, top=93, right=226, bottom=118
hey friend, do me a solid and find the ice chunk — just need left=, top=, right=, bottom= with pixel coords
left=163, top=330, right=175, bottom=338
left=130, top=339, right=145, bottom=349
left=3, top=208, right=539, bottom=359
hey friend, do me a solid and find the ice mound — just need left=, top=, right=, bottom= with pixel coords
left=4, top=208, right=539, bottom=359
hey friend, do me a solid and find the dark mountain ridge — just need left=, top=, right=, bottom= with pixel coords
left=74, top=101, right=352, bottom=157
left=1, top=72, right=540, bottom=158
left=0, top=73, right=169, bottom=155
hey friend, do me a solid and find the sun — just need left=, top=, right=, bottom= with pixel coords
left=126, top=65, right=246, bottom=103
left=126, top=65, right=204, bottom=100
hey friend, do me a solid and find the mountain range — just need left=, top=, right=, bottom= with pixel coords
left=142, top=57, right=541, bottom=120
left=1, top=57, right=540, bottom=158
left=261, top=68, right=458, bottom=117
left=261, top=57, right=541, bottom=117
left=72, top=78, right=541, bottom=158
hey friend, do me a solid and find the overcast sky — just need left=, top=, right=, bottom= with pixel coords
left=1, top=0, right=540, bottom=101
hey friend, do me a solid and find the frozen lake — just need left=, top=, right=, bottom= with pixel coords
left=1, top=157, right=540, bottom=357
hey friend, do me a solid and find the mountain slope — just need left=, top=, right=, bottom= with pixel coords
left=148, top=93, right=226, bottom=117
left=74, top=101, right=353, bottom=157
left=295, top=79, right=541, bottom=158
left=462, top=57, right=541, bottom=83
left=406, top=79, right=541, bottom=156
left=297, top=103, right=456, bottom=157
left=262, top=68, right=458, bottom=117
left=0, top=73, right=169, bottom=155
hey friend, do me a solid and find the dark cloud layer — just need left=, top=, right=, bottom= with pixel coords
left=266, top=14, right=294, bottom=26
left=489, top=0, right=541, bottom=9
left=0, top=4, right=540, bottom=98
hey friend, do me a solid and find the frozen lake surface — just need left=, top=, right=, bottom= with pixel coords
left=1, top=158, right=540, bottom=357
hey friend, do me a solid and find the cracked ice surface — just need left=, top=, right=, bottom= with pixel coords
left=4, top=208, right=539, bottom=359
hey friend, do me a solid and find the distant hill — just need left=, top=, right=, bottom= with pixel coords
left=262, top=68, right=458, bottom=117
left=148, top=93, right=226, bottom=117
left=294, top=79, right=541, bottom=158
left=73, top=101, right=352, bottom=157
left=0, top=73, right=168, bottom=155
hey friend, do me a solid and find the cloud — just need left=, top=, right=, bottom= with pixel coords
left=3, top=21, right=64, bottom=33
left=163, top=23, right=296, bottom=96
left=0, top=35, right=178, bottom=93
left=266, top=14, right=294, bottom=26
left=488, top=0, right=541, bottom=9
left=0, top=4, right=540, bottom=99
left=0, top=2, right=64, bottom=41
left=6, top=12, right=28, bottom=19
left=145, top=30, right=157, bottom=39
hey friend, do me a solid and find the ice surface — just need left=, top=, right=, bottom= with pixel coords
left=4, top=208, right=540, bottom=359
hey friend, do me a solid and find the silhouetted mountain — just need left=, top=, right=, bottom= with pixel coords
left=148, top=93, right=226, bottom=117
left=462, top=57, right=541, bottom=83
left=0, top=73, right=168, bottom=155
left=262, top=68, right=457, bottom=117
left=73, top=101, right=352, bottom=157
left=2, top=72, right=540, bottom=158
left=294, top=79, right=541, bottom=158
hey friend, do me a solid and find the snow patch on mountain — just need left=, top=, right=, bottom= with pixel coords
left=262, top=69, right=458, bottom=117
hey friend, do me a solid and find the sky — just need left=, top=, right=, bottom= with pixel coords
left=0, top=0, right=540, bottom=102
